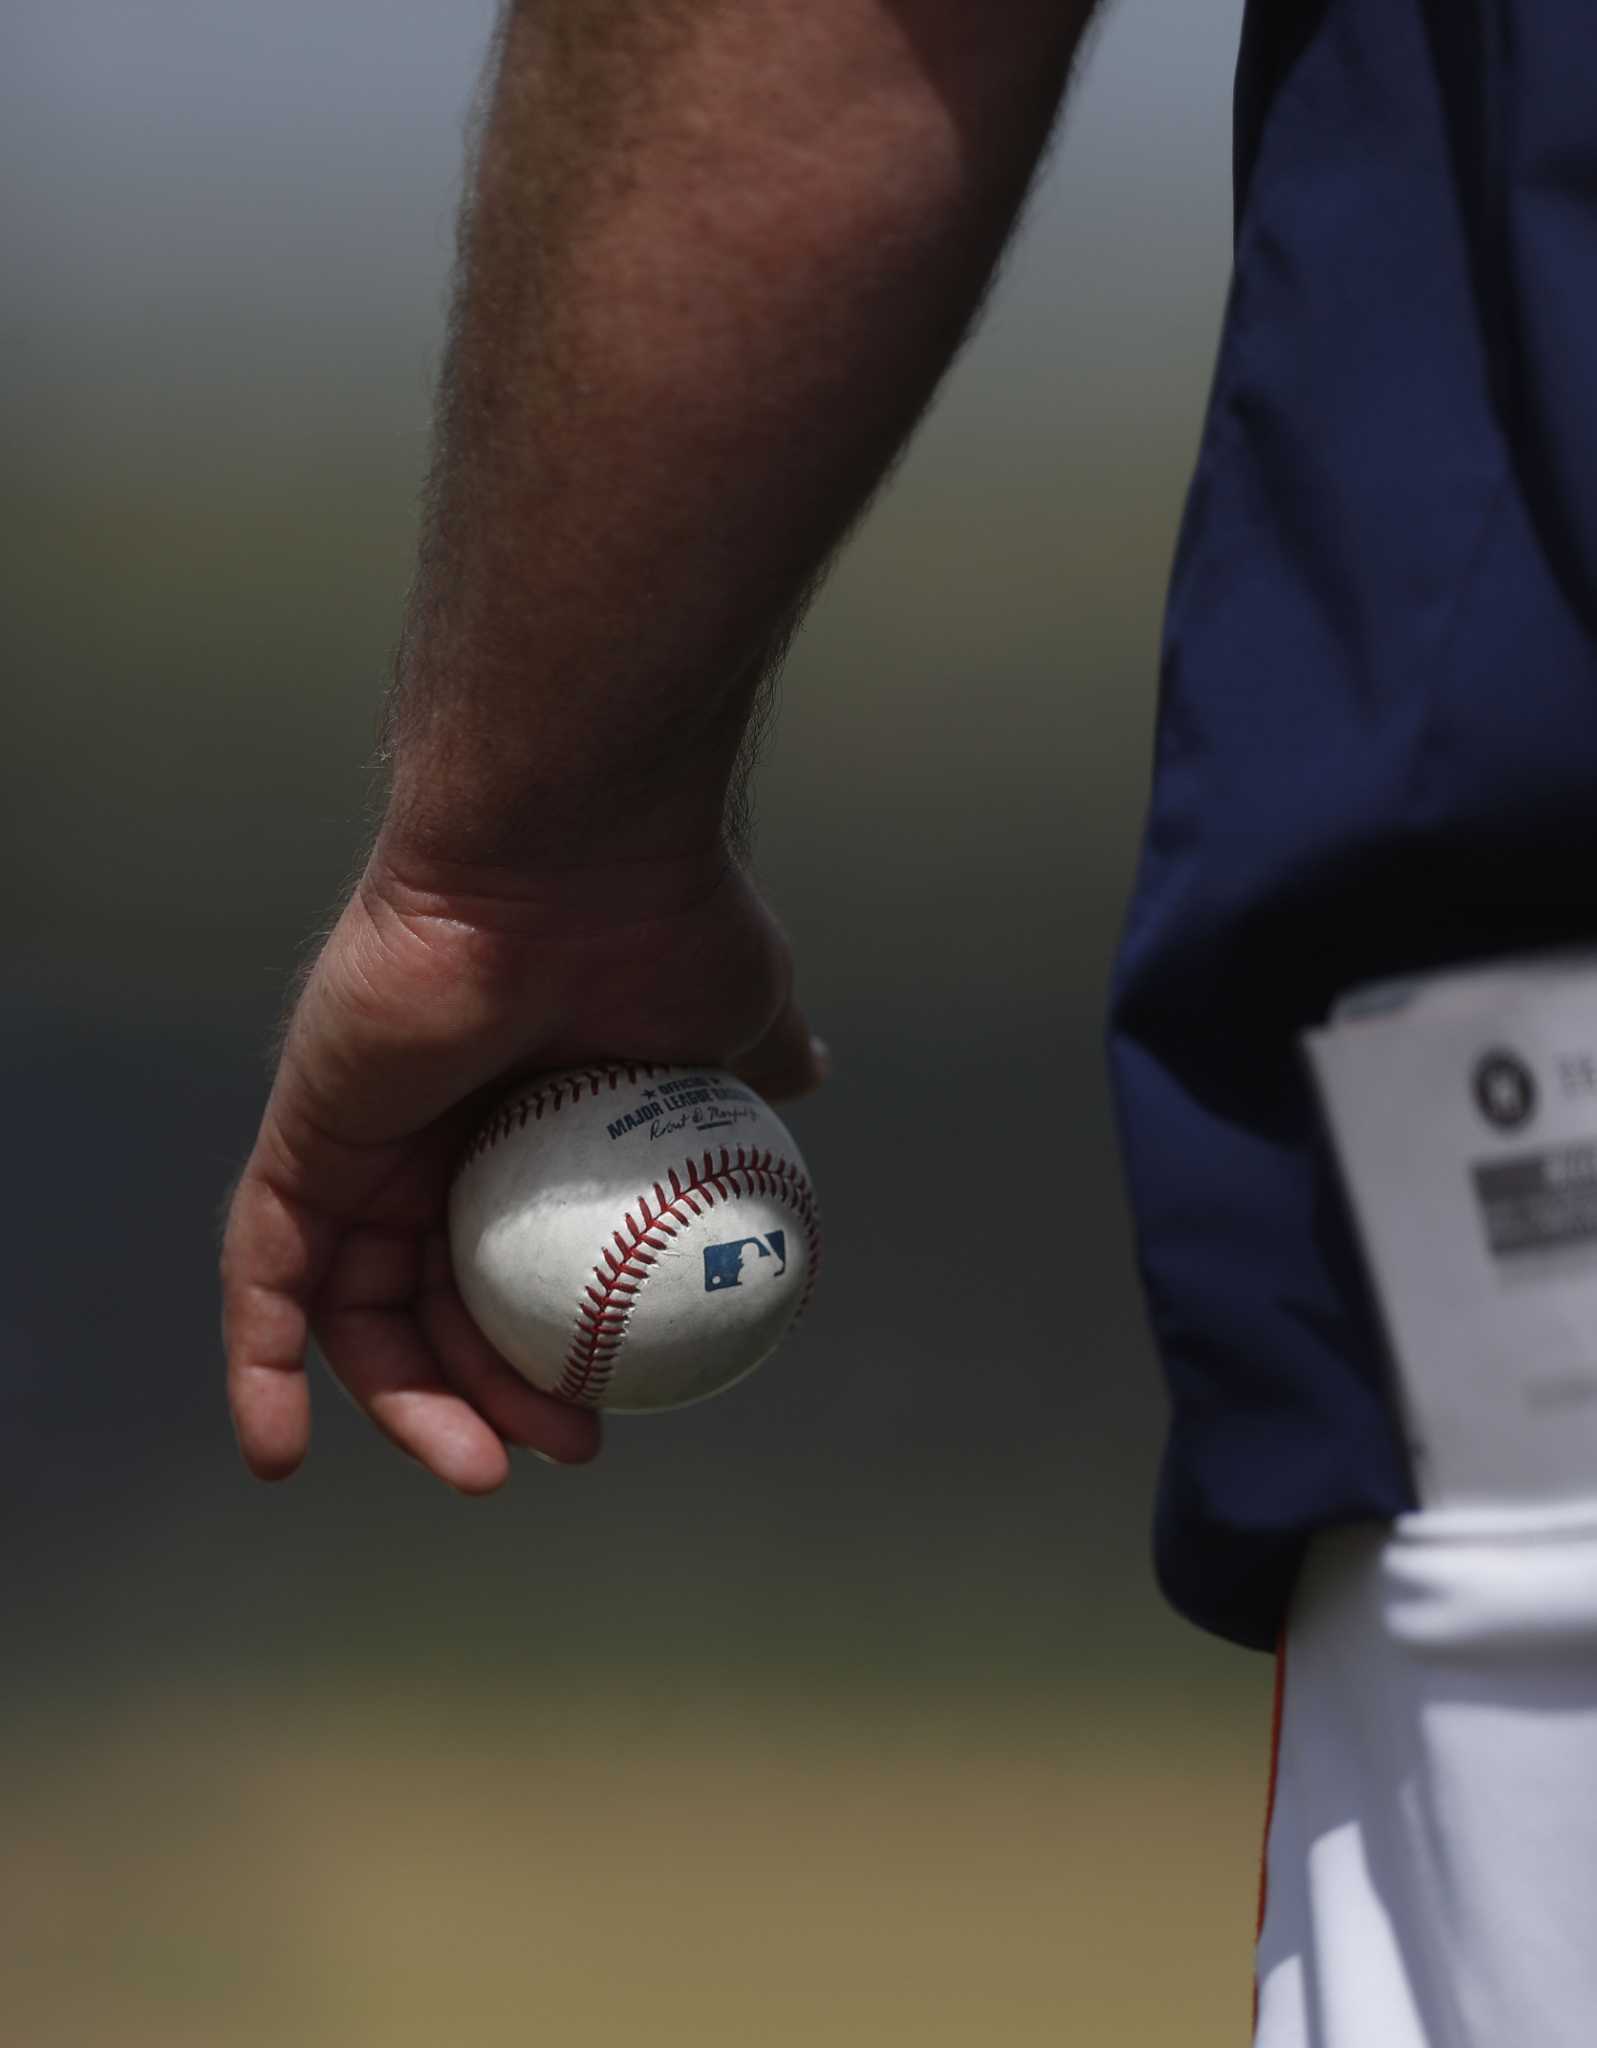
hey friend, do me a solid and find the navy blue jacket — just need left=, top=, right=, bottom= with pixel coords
left=1111, top=0, right=1597, bottom=1648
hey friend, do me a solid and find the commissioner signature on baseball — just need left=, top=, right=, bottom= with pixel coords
left=606, top=1077, right=760, bottom=1144
left=647, top=1104, right=762, bottom=1144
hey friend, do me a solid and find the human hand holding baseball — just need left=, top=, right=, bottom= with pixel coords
left=219, top=2, right=1081, bottom=1486
left=220, top=848, right=823, bottom=1491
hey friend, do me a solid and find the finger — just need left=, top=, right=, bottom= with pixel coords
left=222, top=1165, right=339, bottom=1482
left=732, top=994, right=830, bottom=1104
left=314, top=1225, right=512, bottom=1495
left=419, top=1236, right=603, bottom=1466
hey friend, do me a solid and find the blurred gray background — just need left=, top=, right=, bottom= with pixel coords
left=2, top=5, right=1270, bottom=2043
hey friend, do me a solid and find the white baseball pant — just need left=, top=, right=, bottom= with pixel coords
left=1254, top=1505, right=1597, bottom=2047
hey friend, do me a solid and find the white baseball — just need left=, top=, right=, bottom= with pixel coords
left=448, top=1063, right=820, bottom=1412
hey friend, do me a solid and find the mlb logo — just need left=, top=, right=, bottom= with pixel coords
left=703, top=1233, right=788, bottom=1293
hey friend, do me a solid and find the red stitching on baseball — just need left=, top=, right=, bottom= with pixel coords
left=558, top=1147, right=821, bottom=1408
left=461, top=1064, right=666, bottom=1166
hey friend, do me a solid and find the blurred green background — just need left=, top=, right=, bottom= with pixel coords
left=2, top=3, right=1271, bottom=2041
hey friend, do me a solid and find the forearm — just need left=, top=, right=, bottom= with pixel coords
left=381, top=0, right=1095, bottom=883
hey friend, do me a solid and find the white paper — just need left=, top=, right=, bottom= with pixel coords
left=1305, top=952, right=1597, bottom=1508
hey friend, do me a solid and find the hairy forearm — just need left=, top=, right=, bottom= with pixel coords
left=381, top=0, right=1095, bottom=883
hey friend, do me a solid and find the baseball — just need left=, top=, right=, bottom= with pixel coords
left=448, top=1062, right=820, bottom=1412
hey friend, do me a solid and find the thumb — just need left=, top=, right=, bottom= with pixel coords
left=731, top=994, right=831, bottom=1104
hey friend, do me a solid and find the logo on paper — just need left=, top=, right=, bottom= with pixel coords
left=1473, top=1048, right=1538, bottom=1132
left=703, top=1233, right=788, bottom=1293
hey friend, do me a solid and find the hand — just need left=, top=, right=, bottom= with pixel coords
left=219, top=847, right=825, bottom=1492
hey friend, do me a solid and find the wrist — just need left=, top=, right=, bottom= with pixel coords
left=366, top=815, right=740, bottom=942
left=351, top=835, right=791, bottom=1076
left=379, top=659, right=749, bottom=882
